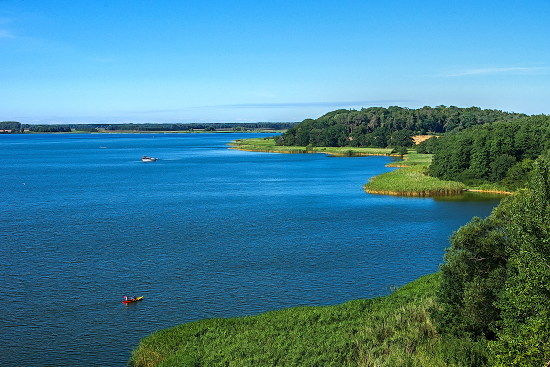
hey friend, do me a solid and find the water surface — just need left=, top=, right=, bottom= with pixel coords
left=0, top=133, right=501, bottom=366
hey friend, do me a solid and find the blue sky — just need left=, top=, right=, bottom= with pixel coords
left=1, top=0, right=549, bottom=123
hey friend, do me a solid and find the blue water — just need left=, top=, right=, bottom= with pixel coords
left=0, top=133, right=501, bottom=366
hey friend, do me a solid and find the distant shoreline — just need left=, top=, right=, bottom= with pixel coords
left=12, top=129, right=287, bottom=135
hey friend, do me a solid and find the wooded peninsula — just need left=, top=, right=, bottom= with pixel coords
left=129, top=106, right=550, bottom=367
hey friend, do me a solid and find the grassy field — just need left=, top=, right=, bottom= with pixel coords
left=229, top=138, right=394, bottom=156
left=130, top=273, right=486, bottom=367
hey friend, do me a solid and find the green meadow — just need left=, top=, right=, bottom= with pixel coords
left=130, top=273, right=485, bottom=367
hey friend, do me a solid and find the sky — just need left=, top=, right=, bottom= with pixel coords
left=1, top=0, right=549, bottom=124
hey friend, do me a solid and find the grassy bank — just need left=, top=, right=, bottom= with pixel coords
left=229, top=138, right=394, bottom=156
left=364, top=153, right=467, bottom=196
left=363, top=165, right=466, bottom=196
left=130, top=273, right=485, bottom=367
left=364, top=153, right=513, bottom=196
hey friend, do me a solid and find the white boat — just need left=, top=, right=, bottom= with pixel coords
left=141, top=156, right=158, bottom=162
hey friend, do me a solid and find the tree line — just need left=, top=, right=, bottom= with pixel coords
left=101, top=122, right=295, bottom=131
left=427, top=115, right=550, bottom=189
left=275, top=106, right=526, bottom=148
left=0, top=122, right=296, bottom=133
left=0, top=121, right=23, bottom=132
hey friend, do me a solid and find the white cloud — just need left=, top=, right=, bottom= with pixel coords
left=441, top=66, right=547, bottom=77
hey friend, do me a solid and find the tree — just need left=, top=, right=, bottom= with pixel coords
left=389, top=130, right=414, bottom=147
left=437, top=156, right=550, bottom=365
left=490, top=158, right=550, bottom=366
left=489, top=154, right=516, bottom=182
left=429, top=116, right=550, bottom=187
left=416, top=136, right=438, bottom=154
left=437, top=214, right=508, bottom=338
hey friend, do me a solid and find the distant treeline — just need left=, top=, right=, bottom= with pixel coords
left=99, top=122, right=295, bottom=132
left=0, top=121, right=23, bottom=133
left=276, top=106, right=526, bottom=148
left=426, top=115, right=550, bottom=189
left=0, top=121, right=296, bottom=133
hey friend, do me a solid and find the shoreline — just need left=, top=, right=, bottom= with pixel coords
left=231, top=138, right=477, bottom=198
left=229, top=146, right=401, bottom=157
left=228, top=138, right=397, bottom=157
left=230, top=139, right=514, bottom=198
left=465, top=188, right=513, bottom=195
left=17, top=130, right=287, bottom=135
left=130, top=139, right=507, bottom=366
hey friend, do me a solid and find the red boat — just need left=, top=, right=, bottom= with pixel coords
left=122, top=296, right=143, bottom=304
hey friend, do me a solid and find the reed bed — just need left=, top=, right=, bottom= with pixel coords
left=364, top=165, right=466, bottom=196
left=130, top=274, right=484, bottom=367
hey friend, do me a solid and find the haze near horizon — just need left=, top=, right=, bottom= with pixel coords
left=1, top=0, right=549, bottom=124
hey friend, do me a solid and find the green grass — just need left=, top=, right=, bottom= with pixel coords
left=130, top=273, right=486, bottom=367
left=365, top=151, right=467, bottom=196
left=364, top=165, right=466, bottom=196
left=230, top=138, right=393, bottom=156
left=387, top=152, right=434, bottom=167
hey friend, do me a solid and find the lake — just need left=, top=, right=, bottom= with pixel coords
left=0, top=133, right=501, bottom=366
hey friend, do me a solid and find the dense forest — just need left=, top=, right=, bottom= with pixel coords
left=428, top=115, right=550, bottom=189
left=437, top=154, right=550, bottom=366
left=275, top=106, right=526, bottom=148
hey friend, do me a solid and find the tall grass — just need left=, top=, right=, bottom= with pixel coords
left=386, top=152, right=434, bottom=167
left=363, top=152, right=466, bottom=196
left=130, top=274, right=486, bottom=367
left=229, top=138, right=393, bottom=156
left=364, top=165, right=466, bottom=196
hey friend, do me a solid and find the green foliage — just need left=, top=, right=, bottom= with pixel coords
left=131, top=274, right=486, bottom=367
left=16, top=122, right=295, bottom=133
left=416, top=136, right=439, bottom=154
left=489, top=158, right=550, bottom=366
left=389, top=130, right=414, bottom=147
left=230, top=138, right=393, bottom=156
left=28, top=124, right=72, bottom=132
left=276, top=106, right=526, bottom=148
left=500, top=159, right=534, bottom=190
left=364, top=165, right=466, bottom=196
left=0, top=121, right=22, bottom=132
left=391, top=146, right=408, bottom=156
left=437, top=215, right=508, bottom=337
left=430, top=116, right=550, bottom=189
left=102, top=122, right=295, bottom=132
left=438, top=157, right=550, bottom=366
